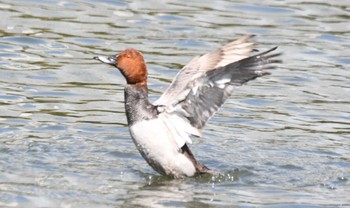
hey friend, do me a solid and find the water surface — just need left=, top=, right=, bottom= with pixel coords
left=0, top=0, right=349, bottom=207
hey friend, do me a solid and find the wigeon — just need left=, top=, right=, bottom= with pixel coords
left=94, top=35, right=280, bottom=178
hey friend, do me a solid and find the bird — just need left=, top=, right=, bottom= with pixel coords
left=94, top=35, right=280, bottom=178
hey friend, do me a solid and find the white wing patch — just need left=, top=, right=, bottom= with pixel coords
left=215, top=77, right=231, bottom=89
left=192, top=84, right=199, bottom=95
left=215, top=78, right=231, bottom=85
left=159, top=113, right=202, bottom=148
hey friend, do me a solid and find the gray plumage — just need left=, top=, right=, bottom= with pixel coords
left=155, top=36, right=280, bottom=133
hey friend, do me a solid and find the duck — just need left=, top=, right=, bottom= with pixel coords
left=94, top=35, right=280, bottom=178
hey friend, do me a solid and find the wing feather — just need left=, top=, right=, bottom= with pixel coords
left=154, top=35, right=257, bottom=106
left=166, top=47, right=280, bottom=130
left=153, top=36, right=281, bottom=148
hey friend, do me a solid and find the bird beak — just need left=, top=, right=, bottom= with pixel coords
left=93, top=54, right=118, bottom=66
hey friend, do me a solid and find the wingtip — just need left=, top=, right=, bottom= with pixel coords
left=271, top=46, right=278, bottom=51
left=256, top=46, right=279, bottom=57
left=229, top=34, right=256, bottom=45
left=247, top=34, right=256, bottom=39
left=255, top=70, right=271, bottom=76
left=242, top=34, right=256, bottom=39
left=240, top=34, right=256, bottom=42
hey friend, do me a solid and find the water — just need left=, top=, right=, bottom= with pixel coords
left=1, top=0, right=349, bottom=207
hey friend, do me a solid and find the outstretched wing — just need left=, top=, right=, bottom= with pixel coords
left=172, top=47, right=280, bottom=130
left=154, top=35, right=257, bottom=107
left=153, top=37, right=281, bottom=149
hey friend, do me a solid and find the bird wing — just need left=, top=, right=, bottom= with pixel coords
left=154, top=35, right=257, bottom=107
left=153, top=36, right=281, bottom=148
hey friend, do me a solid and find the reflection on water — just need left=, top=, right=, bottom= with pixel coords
left=1, top=0, right=350, bottom=207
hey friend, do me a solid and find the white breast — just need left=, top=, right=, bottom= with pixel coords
left=129, top=117, right=196, bottom=177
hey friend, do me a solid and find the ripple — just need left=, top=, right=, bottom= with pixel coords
left=235, top=4, right=294, bottom=14
left=3, top=36, right=47, bottom=46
